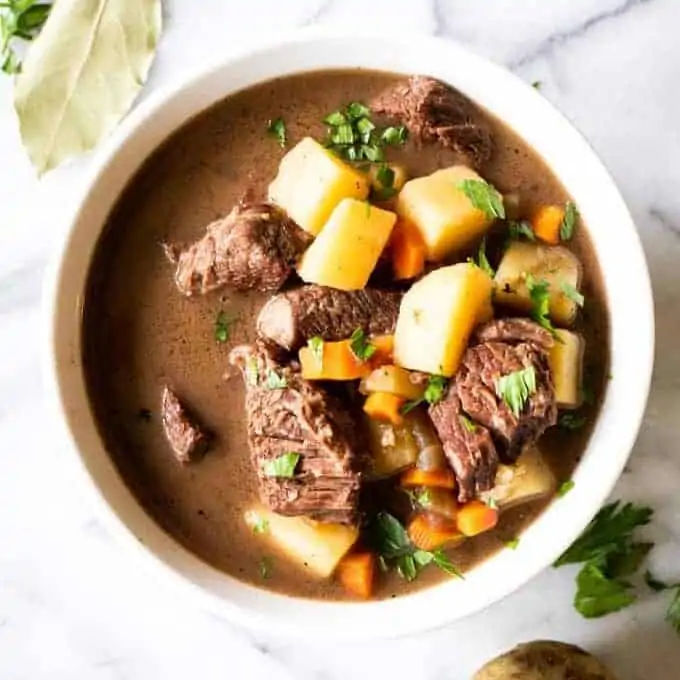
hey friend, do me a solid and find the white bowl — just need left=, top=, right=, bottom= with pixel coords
left=43, top=29, right=654, bottom=639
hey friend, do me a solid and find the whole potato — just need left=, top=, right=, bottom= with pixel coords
left=473, top=640, right=618, bottom=680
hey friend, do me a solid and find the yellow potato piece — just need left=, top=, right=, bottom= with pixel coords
left=297, top=198, right=397, bottom=290
left=396, top=165, right=495, bottom=260
left=245, top=506, right=358, bottom=578
left=268, top=137, right=369, bottom=236
left=549, top=329, right=584, bottom=409
left=494, top=241, right=583, bottom=326
left=360, top=365, right=425, bottom=401
left=394, top=262, right=494, bottom=376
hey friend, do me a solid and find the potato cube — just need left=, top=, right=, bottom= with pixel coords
left=268, top=137, right=369, bottom=235
left=396, top=165, right=495, bottom=260
left=298, top=198, right=397, bottom=290
left=494, top=241, right=583, bottom=326
left=245, top=506, right=358, bottom=578
left=549, top=329, right=584, bottom=409
left=394, top=262, right=494, bottom=376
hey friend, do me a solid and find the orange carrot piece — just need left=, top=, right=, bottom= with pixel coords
left=299, top=340, right=370, bottom=381
left=531, top=205, right=565, bottom=245
left=400, top=468, right=457, bottom=490
left=456, top=500, right=499, bottom=537
left=391, top=221, right=426, bottom=280
left=369, top=334, right=395, bottom=367
left=336, top=552, right=375, bottom=599
left=407, top=513, right=463, bottom=551
left=363, top=392, right=405, bottom=426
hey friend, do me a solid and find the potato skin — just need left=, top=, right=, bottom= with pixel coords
left=473, top=640, right=619, bottom=680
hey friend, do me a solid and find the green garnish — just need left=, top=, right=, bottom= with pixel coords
left=457, top=178, right=506, bottom=220
left=561, top=281, right=585, bottom=307
left=402, top=375, right=449, bottom=413
left=525, top=274, right=555, bottom=333
left=349, top=328, right=376, bottom=362
left=459, top=414, right=477, bottom=433
left=415, top=488, right=432, bottom=508
left=346, top=101, right=370, bottom=119
left=371, top=164, right=398, bottom=201
left=323, top=111, right=346, bottom=126
left=532, top=80, right=543, bottom=90
left=574, top=561, right=636, bottom=618
left=475, top=236, right=495, bottom=277
left=559, top=413, right=587, bottom=430
left=495, top=366, right=537, bottom=417
left=668, top=588, right=680, bottom=635
left=308, top=336, right=324, bottom=365
left=245, top=510, right=269, bottom=534
left=330, top=123, right=354, bottom=146
left=266, top=117, right=287, bottom=148
left=559, top=201, right=579, bottom=241
left=485, top=497, right=499, bottom=510
left=262, top=452, right=300, bottom=478
left=557, top=480, right=575, bottom=497
left=381, top=125, right=408, bottom=146
left=245, top=356, right=259, bottom=386
left=263, top=369, right=288, bottom=390
left=507, top=220, right=535, bottom=241
left=505, top=538, right=520, bottom=550
left=214, top=311, right=234, bottom=343
left=259, top=556, right=273, bottom=579
left=0, top=1, right=51, bottom=75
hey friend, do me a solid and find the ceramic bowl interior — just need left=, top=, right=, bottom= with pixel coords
left=43, top=30, right=654, bottom=639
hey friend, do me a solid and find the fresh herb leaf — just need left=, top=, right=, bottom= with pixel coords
left=457, top=179, right=506, bottom=220
left=415, top=488, right=432, bottom=508
left=532, top=80, right=543, bottom=90
left=507, top=220, right=535, bottom=241
left=505, top=538, right=520, bottom=550
left=413, top=549, right=434, bottom=567
left=259, top=556, right=272, bottom=579
left=266, top=117, right=287, bottom=148
left=459, top=414, right=477, bottom=433
left=525, top=274, right=554, bottom=332
left=324, top=110, right=346, bottom=126
left=214, top=311, right=234, bottom=343
left=308, top=336, right=324, bottom=365
left=559, top=413, right=587, bottom=431
left=349, top=328, right=376, bottom=362
left=431, top=549, right=463, bottom=578
left=263, top=369, right=288, bottom=390
left=495, top=366, right=537, bottom=417
left=395, top=554, right=418, bottom=581
left=474, top=237, right=495, bottom=277
left=381, top=125, right=408, bottom=146
left=555, top=501, right=653, bottom=567
left=346, top=101, right=370, bottom=120
left=261, top=452, right=300, bottom=478
left=1, top=1, right=51, bottom=76
left=375, top=164, right=395, bottom=189
left=560, top=202, right=579, bottom=241
left=561, top=281, right=584, bottom=308
left=557, top=480, right=575, bottom=497
left=424, top=375, right=449, bottom=405
left=574, top=561, right=636, bottom=618
left=356, top=116, right=375, bottom=142
left=245, top=510, right=269, bottom=534
left=372, top=512, right=412, bottom=559
left=607, top=542, right=653, bottom=579
left=485, top=497, right=499, bottom=510
left=245, top=356, right=259, bottom=386
left=645, top=571, right=678, bottom=592
left=331, top=122, right=354, bottom=145
left=667, top=587, right=680, bottom=635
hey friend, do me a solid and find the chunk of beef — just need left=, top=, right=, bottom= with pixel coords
left=169, top=202, right=312, bottom=296
left=475, top=318, right=554, bottom=351
left=229, top=344, right=360, bottom=524
left=429, top=388, right=499, bottom=503
left=256, top=285, right=402, bottom=351
left=456, top=337, right=557, bottom=463
left=371, top=76, right=494, bottom=168
left=160, top=386, right=210, bottom=463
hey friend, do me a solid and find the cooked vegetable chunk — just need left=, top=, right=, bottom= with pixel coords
left=549, top=329, right=584, bottom=409
left=456, top=500, right=499, bottom=537
left=408, top=513, right=463, bottom=550
left=396, top=165, right=496, bottom=260
left=360, top=365, right=425, bottom=400
left=245, top=506, right=359, bottom=578
left=494, top=241, right=583, bottom=326
left=390, top=220, right=426, bottom=280
left=363, top=392, right=405, bottom=426
left=336, top=552, right=376, bottom=599
left=297, top=199, right=397, bottom=290
left=268, top=137, right=370, bottom=235
left=364, top=413, right=420, bottom=478
left=479, top=445, right=556, bottom=510
left=393, top=263, right=494, bottom=376
left=531, top=204, right=565, bottom=245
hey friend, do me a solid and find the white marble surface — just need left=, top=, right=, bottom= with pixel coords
left=1, top=1, right=680, bottom=678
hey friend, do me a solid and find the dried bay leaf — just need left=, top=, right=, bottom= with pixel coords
left=14, top=0, right=162, bottom=174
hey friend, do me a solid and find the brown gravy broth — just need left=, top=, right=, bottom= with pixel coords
left=82, top=71, right=609, bottom=600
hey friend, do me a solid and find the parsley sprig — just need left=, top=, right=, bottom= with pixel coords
left=0, top=0, right=51, bottom=75
left=262, top=452, right=300, bottom=478
left=349, top=328, right=376, bottom=362
left=402, top=375, right=449, bottom=413
left=457, top=178, right=505, bottom=220
left=266, top=117, right=287, bottom=148
left=495, top=366, right=536, bottom=417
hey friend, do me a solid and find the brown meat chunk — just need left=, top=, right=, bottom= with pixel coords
left=475, top=318, right=554, bottom=351
left=371, top=75, right=494, bottom=167
left=256, top=285, right=402, bottom=351
left=429, top=389, right=499, bottom=503
left=229, top=344, right=360, bottom=524
left=160, top=386, right=210, bottom=463
left=169, top=202, right=312, bottom=296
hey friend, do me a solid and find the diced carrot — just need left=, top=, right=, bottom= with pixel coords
left=456, top=500, right=499, bottom=537
left=336, top=552, right=375, bottom=599
left=299, top=340, right=370, bottom=381
left=391, top=220, right=426, bottom=280
left=530, top=205, right=565, bottom=245
left=407, top=513, right=463, bottom=551
left=363, top=392, right=405, bottom=426
left=369, top=334, right=394, bottom=367
left=400, top=468, right=456, bottom=490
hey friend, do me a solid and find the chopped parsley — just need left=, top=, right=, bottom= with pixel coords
left=495, top=366, right=537, bottom=417
left=574, top=561, right=636, bottom=618
left=263, top=369, right=288, bottom=390
left=561, top=281, right=585, bottom=308
left=505, top=538, right=520, bottom=550
left=308, top=336, right=324, bottom=365
left=560, top=201, right=579, bottom=241
left=559, top=412, right=587, bottom=431
left=261, top=452, right=300, bottom=478
left=403, top=375, right=450, bottom=413
left=457, top=178, right=506, bottom=220
left=485, top=497, right=499, bottom=510
left=381, top=125, right=408, bottom=146
left=557, top=479, right=575, bottom=497
left=507, top=220, right=535, bottom=241
left=266, top=117, right=287, bottom=148
left=525, top=273, right=555, bottom=333
left=349, top=328, right=376, bottom=362
left=372, top=163, right=397, bottom=201
left=259, top=556, right=273, bottom=579
left=245, top=510, right=269, bottom=534
left=214, top=311, right=234, bottom=343
left=415, top=488, right=432, bottom=508
left=459, top=414, right=477, bottom=433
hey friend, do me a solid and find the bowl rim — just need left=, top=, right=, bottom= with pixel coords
left=42, top=27, right=655, bottom=639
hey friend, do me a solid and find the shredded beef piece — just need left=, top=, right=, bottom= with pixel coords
left=160, top=386, right=210, bottom=463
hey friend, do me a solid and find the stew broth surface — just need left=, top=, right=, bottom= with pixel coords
left=82, top=71, right=609, bottom=600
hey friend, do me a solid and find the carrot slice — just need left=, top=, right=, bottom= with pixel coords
left=391, top=220, right=426, bottom=280
left=336, top=552, right=375, bottom=599
left=456, top=500, right=499, bottom=537
left=299, top=340, right=370, bottom=380
left=400, top=468, right=456, bottom=490
left=407, top=513, right=463, bottom=551
left=530, top=205, right=565, bottom=245
left=369, top=334, right=395, bottom=367
left=363, top=392, right=405, bottom=426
